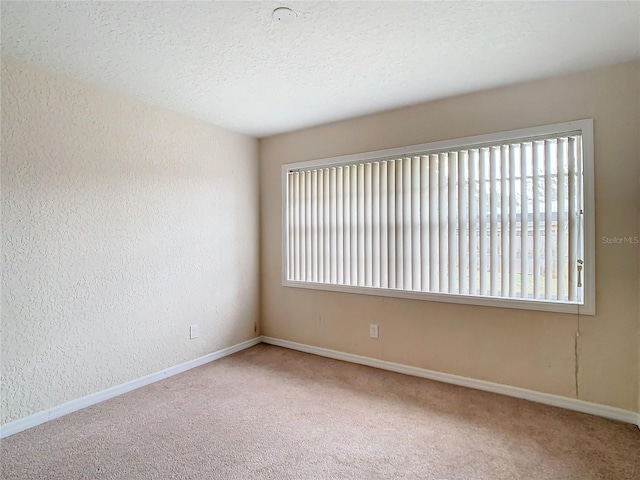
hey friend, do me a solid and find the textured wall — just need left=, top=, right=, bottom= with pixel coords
left=260, top=61, right=640, bottom=413
left=1, top=57, right=260, bottom=425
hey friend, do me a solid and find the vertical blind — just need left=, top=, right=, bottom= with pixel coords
left=286, top=134, right=584, bottom=304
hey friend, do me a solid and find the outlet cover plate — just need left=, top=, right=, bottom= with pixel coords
left=190, top=325, right=199, bottom=339
left=369, top=324, right=379, bottom=339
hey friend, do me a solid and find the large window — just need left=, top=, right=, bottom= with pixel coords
left=282, top=120, right=594, bottom=314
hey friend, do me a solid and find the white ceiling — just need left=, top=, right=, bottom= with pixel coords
left=2, top=1, right=639, bottom=138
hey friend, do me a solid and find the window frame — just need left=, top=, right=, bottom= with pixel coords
left=281, top=119, right=595, bottom=315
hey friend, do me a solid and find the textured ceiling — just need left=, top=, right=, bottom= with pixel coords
left=2, top=1, right=639, bottom=138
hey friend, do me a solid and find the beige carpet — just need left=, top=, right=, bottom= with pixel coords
left=1, top=344, right=639, bottom=479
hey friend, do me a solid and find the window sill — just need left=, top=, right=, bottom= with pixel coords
left=282, top=280, right=593, bottom=315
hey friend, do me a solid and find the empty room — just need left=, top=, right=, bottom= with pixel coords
left=1, top=1, right=639, bottom=479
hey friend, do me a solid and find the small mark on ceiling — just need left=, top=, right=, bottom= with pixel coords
left=272, top=7, right=297, bottom=24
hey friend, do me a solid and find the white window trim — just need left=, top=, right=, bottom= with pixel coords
left=281, top=119, right=595, bottom=315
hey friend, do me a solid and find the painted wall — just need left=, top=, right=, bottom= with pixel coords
left=260, top=61, right=640, bottom=413
left=1, top=57, right=260, bottom=425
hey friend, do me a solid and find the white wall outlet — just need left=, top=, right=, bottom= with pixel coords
left=190, top=325, right=199, bottom=339
left=369, top=324, right=379, bottom=339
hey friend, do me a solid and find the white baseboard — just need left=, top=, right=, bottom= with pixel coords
left=3, top=335, right=638, bottom=438
left=0, top=337, right=261, bottom=439
left=261, top=336, right=640, bottom=428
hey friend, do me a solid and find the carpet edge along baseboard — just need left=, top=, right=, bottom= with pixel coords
left=2, top=335, right=638, bottom=438
left=0, top=337, right=262, bottom=439
left=260, top=336, right=640, bottom=430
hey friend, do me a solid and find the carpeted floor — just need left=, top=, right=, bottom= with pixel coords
left=1, top=344, right=639, bottom=479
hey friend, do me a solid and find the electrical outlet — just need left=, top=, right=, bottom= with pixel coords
left=369, top=324, right=379, bottom=339
left=190, top=325, right=199, bottom=339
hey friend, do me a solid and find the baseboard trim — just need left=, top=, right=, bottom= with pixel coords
left=3, top=335, right=638, bottom=438
left=261, top=336, right=640, bottom=428
left=0, top=337, right=261, bottom=439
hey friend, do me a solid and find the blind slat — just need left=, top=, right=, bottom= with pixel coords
left=403, top=158, right=413, bottom=290
left=544, top=140, right=554, bottom=300
left=357, top=164, right=365, bottom=286
left=300, top=171, right=306, bottom=280
left=568, top=137, right=577, bottom=301
left=411, top=158, right=421, bottom=290
left=294, top=172, right=301, bottom=281
left=388, top=161, right=396, bottom=289
left=448, top=152, right=458, bottom=294
left=311, top=170, right=318, bottom=282
left=508, top=146, right=518, bottom=297
left=489, top=147, right=499, bottom=296
left=557, top=140, right=567, bottom=301
left=323, top=168, right=331, bottom=283
left=342, top=167, right=350, bottom=285
left=469, top=150, right=478, bottom=296
left=501, top=145, right=509, bottom=297
left=288, top=172, right=295, bottom=281
left=372, top=163, right=381, bottom=287
left=304, top=172, right=313, bottom=282
left=350, top=165, right=358, bottom=285
left=439, top=153, right=448, bottom=293
left=396, top=159, right=404, bottom=289
left=420, top=156, right=429, bottom=292
left=365, top=163, right=373, bottom=286
left=458, top=151, right=468, bottom=295
left=532, top=143, right=541, bottom=298
left=380, top=162, right=388, bottom=288
left=305, top=171, right=312, bottom=280
left=521, top=145, right=529, bottom=298
left=336, top=167, right=344, bottom=285
left=479, top=148, right=488, bottom=296
left=317, top=169, right=324, bottom=282
left=429, top=154, right=439, bottom=292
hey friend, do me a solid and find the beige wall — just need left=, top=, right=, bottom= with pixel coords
left=260, top=61, right=640, bottom=412
left=1, top=57, right=260, bottom=425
